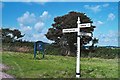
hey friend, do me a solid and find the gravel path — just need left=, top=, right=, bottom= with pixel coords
left=0, top=72, right=14, bottom=78
left=0, top=63, right=14, bottom=79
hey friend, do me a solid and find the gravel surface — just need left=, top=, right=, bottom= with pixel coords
left=0, top=63, right=9, bottom=71
left=0, top=72, right=14, bottom=78
left=0, top=63, right=14, bottom=79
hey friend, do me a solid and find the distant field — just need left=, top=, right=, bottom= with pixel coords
left=2, top=51, right=118, bottom=78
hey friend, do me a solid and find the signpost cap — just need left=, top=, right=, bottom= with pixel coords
left=77, top=17, right=80, bottom=24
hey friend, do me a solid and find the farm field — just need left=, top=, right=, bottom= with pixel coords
left=2, top=51, right=118, bottom=78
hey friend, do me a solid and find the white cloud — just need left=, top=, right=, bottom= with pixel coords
left=84, top=3, right=109, bottom=13
left=40, top=11, right=50, bottom=21
left=31, top=26, right=50, bottom=42
left=34, top=21, right=44, bottom=31
left=20, top=24, right=32, bottom=32
left=17, top=11, right=51, bottom=43
left=23, top=26, right=32, bottom=32
left=32, top=33, right=53, bottom=43
left=41, top=11, right=48, bottom=17
left=102, top=3, right=109, bottom=7
left=33, top=34, right=43, bottom=40
left=17, top=11, right=50, bottom=26
left=97, top=30, right=118, bottom=46
left=103, top=37, right=110, bottom=43
left=17, top=11, right=36, bottom=25
left=84, top=5, right=101, bottom=13
left=97, top=21, right=103, bottom=25
left=108, top=30, right=117, bottom=38
left=107, top=13, right=115, bottom=21
left=93, top=21, right=103, bottom=26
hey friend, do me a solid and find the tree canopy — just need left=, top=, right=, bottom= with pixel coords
left=46, top=11, right=97, bottom=56
left=1, top=28, right=24, bottom=43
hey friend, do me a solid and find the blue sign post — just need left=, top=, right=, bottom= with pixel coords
left=34, top=42, right=37, bottom=59
left=34, top=41, right=45, bottom=59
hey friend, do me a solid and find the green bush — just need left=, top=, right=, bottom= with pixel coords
left=2, top=42, right=119, bottom=59
left=81, top=47, right=119, bottom=59
left=44, top=44, right=61, bottom=55
left=2, top=42, right=34, bottom=53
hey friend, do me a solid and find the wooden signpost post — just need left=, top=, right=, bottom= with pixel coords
left=62, top=17, right=92, bottom=78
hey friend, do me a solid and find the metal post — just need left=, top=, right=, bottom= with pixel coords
left=42, top=51, right=44, bottom=58
left=42, top=43, right=44, bottom=58
left=34, top=42, right=36, bottom=59
left=76, top=17, right=81, bottom=78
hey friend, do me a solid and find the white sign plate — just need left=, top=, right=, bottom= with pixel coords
left=79, top=23, right=91, bottom=28
left=80, top=32, right=92, bottom=36
left=62, top=28, right=78, bottom=33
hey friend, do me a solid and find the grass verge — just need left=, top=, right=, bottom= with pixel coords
left=2, top=51, right=118, bottom=78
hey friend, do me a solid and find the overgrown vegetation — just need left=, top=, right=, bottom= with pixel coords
left=81, top=47, right=119, bottom=59
left=2, top=51, right=118, bottom=78
left=2, top=42, right=119, bottom=59
left=45, top=44, right=119, bottom=59
left=2, top=41, right=34, bottom=53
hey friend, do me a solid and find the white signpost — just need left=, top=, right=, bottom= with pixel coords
left=62, top=28, right=78, bottom=33
left=79, top=23, right=91, bottom=28
left=62, top=17, right=91, bottom=78
left=79, top=32, right=92, bottom=37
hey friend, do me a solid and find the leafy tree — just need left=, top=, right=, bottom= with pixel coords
left=91, top=38, right=98, bottom=47
left=2, top=28, right=24, bottom=43
left=89, top=38, right=99, bottom=53
left=46, top=11, right=96, bottom=56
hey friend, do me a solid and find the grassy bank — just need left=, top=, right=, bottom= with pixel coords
left=2, top=51, right=118, bottom=78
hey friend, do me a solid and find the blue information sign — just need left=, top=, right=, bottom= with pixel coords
left=37, top=42, right=44, bottom=51
left=34, top=41, right=45, bottom=59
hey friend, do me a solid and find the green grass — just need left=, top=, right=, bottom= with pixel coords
left=2, top=51, right=118, bottom=78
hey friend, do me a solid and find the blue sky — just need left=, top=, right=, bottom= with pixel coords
left=2, top=2, right=118, bottom=46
